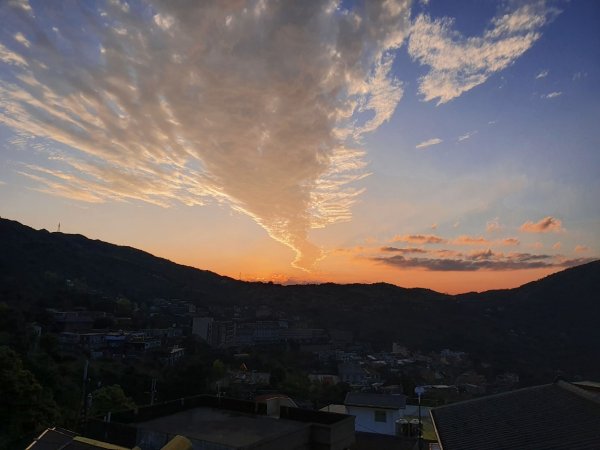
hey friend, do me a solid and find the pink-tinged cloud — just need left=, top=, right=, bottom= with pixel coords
left=552, top=242, right=562, bottom=249
left=380, top=247, right=428, bottom=254
left=500, top=237, right=520, bottom=246
left=452, top=235, right=490, bottom=246
left=520, top=216, right=564, bottom=233
left=392, top=234, right=446, bottom=244
left=575, top=245, right=589, bottom=253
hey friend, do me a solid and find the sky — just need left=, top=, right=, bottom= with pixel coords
left=0, top=0, right=598, bottom=294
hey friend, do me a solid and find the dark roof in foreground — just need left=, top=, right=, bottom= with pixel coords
left=430, top=380, right=600, bottom=450
left=26, top=427, right=131, bottom=450
left=345, top=392, right=406, bottom=409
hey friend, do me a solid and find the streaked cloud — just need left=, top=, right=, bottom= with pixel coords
left=380, top=246, right=428, bottom=254
left=575, top=245, right=589, bottom=253
left=0, top=0, right=412, bottom=270
left=458, top=131, right=476, bottom=142
left=416, top=137, right=443, bottom=149
left=535, top=69, right=548, bottom=79
left=520, top=216, right=564, bottom=233
left=408, top=2, right=559, bottom=104
left=373, top=251, right=592, bottom=272
left=542, top=91, right=562, bottom=99
left=392, top=234, right=446, bottom=244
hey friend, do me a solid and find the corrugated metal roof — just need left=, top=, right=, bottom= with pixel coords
left=430, top=381, right=600, bottom=450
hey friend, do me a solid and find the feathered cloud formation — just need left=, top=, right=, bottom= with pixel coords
left=0, top=0, right=411, bottom=269
left=408, top=1, right=559, bottom=104
left=0, top=0, right=561, bottom=270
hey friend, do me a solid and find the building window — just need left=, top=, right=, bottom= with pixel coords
left=374, top=410, right=387, bottom=422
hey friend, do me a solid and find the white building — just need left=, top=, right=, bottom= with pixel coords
left=344, top=392, right=407, bottom=436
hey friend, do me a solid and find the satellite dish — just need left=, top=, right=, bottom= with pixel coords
left=415, top=386, right=425, bottom=396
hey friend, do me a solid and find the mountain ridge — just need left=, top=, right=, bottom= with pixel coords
left=1, top=217, right=599, bottom=382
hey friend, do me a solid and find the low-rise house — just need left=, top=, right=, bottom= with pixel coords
left=338, top=361, right=369, bottom=385
left=344, top=392, right=407, bottom=436
left=51, top=310, right=97, bottom=331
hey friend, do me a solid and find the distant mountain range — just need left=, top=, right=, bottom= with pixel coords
left=1, top=217, right=598, bottom=382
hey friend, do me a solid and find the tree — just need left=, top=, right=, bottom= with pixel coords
left=115, top=298, right=133, bottom=316
left=0, top=346, right=60, bottom=448
left=211, top=359, right=226, bottom=380
left=89, top=385, right=136, bottom=418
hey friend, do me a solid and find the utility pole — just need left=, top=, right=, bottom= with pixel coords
left=150, top=377, right=157, bottom=405
left=415, top=386, right=425, bottom=450
left=80, top=360, right=90, bottom=424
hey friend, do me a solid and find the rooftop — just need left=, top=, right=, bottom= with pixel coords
left=430, top=380, right=600, bottom=450
left=136, top=406, right=305, bottom=448
left=84, top=395, right=355, bottom=450
left=344, top=392, right=406, bottom=410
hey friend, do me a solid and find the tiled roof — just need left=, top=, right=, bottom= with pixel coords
left=430, top=380, right=600, bottom=450
left=26, top=428, right=78, bottom=450
left=344, top=392, right=406, bottom=409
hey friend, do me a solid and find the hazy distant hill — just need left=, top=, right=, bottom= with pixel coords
left=1, top=217, right=599, bottom=382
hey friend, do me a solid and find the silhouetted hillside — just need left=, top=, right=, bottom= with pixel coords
left=0, top=217, right=240, bottom=304
left=1, top=217, right=599, bottom=382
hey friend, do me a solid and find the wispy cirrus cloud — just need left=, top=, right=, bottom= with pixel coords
left=541, top=91, right=562, bottom=99
left=458, top=131, right=476, bottom=142
left=520, top=216, right=564, bottom=233
left=408, top=2, right=559, bottom=104
left=0, top=0, right=412, bottom=270
left=535, top=69, right=549, bottom=79
left=416, top=137, right=443, bottom=149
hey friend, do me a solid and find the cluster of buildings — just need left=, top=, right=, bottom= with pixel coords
left=28, top=380, right=600, bottom=449
left=192, top=316, right=328, bottom=347
left=51, top=309, right=185, bottom=365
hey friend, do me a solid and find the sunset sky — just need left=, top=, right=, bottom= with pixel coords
left=1, top=0, right=598, bottom=293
